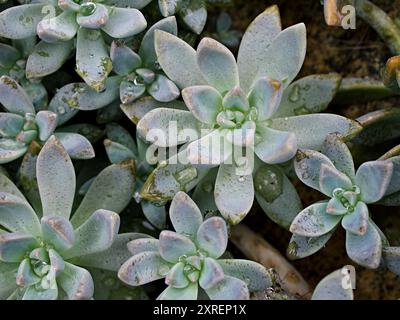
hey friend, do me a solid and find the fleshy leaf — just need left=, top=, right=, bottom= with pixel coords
left=0, top=113, right=24, bottom=137
left=196, top=217, right=227, bottom=259
left=74, top=233, right=145, bottom=272
left=321, top=133, right=355, bottom=180
left=37, top=11, right=78, bottom=42
left=254, top=23, right=306, bottom=89
left=110, top=41, right=142, bottom=76
left=137, top=108, right=199, bottom=148
left=356, top=161, right=393, bottom=204
left=383, top=247, right=400, bottom=276
left=270, top=114, right=362, bottom=150
left=102, top=7, right=147, bottom=39
left=312, top=269, right=353, bottom=300
left=182, top=85, right=221, bottom=124
left=215, top=164, right=254, bottom=224
left=54, top=132, right=95, bottom=160
left=196, top=37, right=239, bottom=93
left=169, top=191, right=203, bottom=238
left=255, top=164, right=302, bottom=230
left=37, top=136, right=75, bottom=219
left=148, top=74, right=180, bottom=102
left=57, top=262, right=94, bottom=300
left=346, top=221, right=382, bottom=269
left=159, top=231, right=196, bottom=263
left=118, top=251, right=170, bottom=286
left=157, top=283, right=198, bottom=300
left=276, top=74, right=341, bottom=117
left=341, top=201, right=369, bottom=236
left=76, top=28, right=112, bottom=92
left=319, top=163, right=353, bottom=197
left=248, top=77, right=283, bottom=121
left=0, top=4, right=45, bottom=39
left=71, top=161, right=135, bottom=227
left=218, top=259, right=273, bottom=291
left=205, top=275, right=249, bottom=300
left=139, top=16, right=177, bottom=67
left=290, top=202, right=341, bottom=237
left=199, top=257, right=224, bottom=290
left=64, top=209, right=119, bottom=259
left=35, top=111, right=57, bottom=141
left=294, top=149, right=335, bottom=192
left=0, top=76, right=35, bottom=115
left=0, top=192, right=40, bottom=236
left=0, top=232, right=39, bottom=262
left=41, top=216, right=74, bottom=252
left=155, top=30, right=205, bottom=89
left=237, top=5, right=282, bottom=93
left=255, top=125, right=297, bottom=164
left=26, top=40, right=74, bottom=79
left=287, top=231, right=334, bottom=260
left=127, top=237, right=159, bottom=256
left=165, top=262, right=189, bottom=289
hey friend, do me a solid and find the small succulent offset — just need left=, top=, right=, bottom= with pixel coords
left=158, top=0, right=208, bottom=35
left=110, top=17, right=180, bottom=105
left=137, top=5, right=360, bottom=225
left=118, top=192, right=273, bottom=300
left=103, top=123, right=167, bottom=229
left=0, top=76, right=94, bottom=163
left=0, top=0, right=147, bottom=91
left=288, top=133, right=399, bottom=268
left=0, top=136, right=136, bottom=299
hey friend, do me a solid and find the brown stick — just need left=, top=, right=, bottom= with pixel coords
left=230, top=224, right=312, bottom=299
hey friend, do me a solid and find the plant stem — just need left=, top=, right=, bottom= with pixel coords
left=354, top=0, right=400, bottom=55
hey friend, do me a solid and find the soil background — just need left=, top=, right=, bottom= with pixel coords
left=207, top=0, right=400, bottom=299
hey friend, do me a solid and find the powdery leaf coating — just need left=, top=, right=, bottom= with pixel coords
left=312, top=269, right=353, bottom=300
left=37, top=136, right=75, bottom=220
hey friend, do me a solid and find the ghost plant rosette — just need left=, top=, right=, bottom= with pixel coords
left=118, top=192, right=273, bottom=300
left=46, top=17, right=182, bottom=127
left=0, top=0, right=147, bottom=91
left=0, top=76, right=94, bottom=164
left=288, top=133, right=400, bottom=268
left=136, top=5, right=361, bottom=225
left=0, top=136, right=137, bottom=299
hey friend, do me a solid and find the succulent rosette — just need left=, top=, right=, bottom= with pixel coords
left=0, top=136, right=137, bottom=299
left=136, top=5, right=361, bottom=225
left=288, top=133, right=400, bottom=268
left=118, top=191, right=273, bottom=300
left=46, top=17, right=182, bottom=127
left=0, top=0, right=147, bottom=91
left=0, top=76, right=95, bottom=164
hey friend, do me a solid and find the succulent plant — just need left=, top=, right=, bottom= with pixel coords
left=0, top=136, right=136, bottom=299
left=110, top=17, right=179, bottom=105
left=210, top=11, right=242, bottom=48
left=288, top=133, right=400, bottom=268
left=118, top=191, right=273, bottom=300
left=0, top=38, right=48, bottom=110
left=158, top=0, right=208, bottom=35
left=0, top=76, right=95, bottom=164
left=103, top=123, right=167, bottom=229
left=137, top=5, right=361, bottom=225
left=0, top=0, right=147, bottom=91
left=46, top=16, right=181, bottom=127
left=311, top=268, right=354, bottom=300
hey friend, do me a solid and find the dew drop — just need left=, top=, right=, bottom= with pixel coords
left=289, top=84, right=300, bottom=102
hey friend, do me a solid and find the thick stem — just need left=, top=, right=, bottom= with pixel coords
left=354, top=0, right=400, bottom=55
left=230, top=224, right=312, bottom=299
